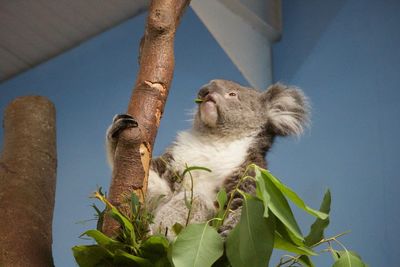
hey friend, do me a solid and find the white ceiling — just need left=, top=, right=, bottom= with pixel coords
left=0, top=0, right=281, bottom=88
left=0, top=0, right=149, bottom=81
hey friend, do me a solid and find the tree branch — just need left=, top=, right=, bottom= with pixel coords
left=0, top=96, right=57, bottom=266
left=103, top=0, right=191, bottom=237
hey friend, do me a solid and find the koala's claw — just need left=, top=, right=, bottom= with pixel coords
left=108, top=114, right=138, bottom=139
left=218, top=227, right=230, bottom=240
left=112, top=114, right=136, bottom=123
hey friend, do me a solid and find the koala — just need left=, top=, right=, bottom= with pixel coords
left=106, top=79, right=309, bottom=238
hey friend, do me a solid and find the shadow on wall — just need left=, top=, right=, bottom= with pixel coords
left=275, top=0, right=347, bottom=81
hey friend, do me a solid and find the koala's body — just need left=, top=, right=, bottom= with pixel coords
left=106, top=79, right=309, bottom=238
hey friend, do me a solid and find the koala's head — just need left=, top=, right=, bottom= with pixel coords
left=193, top=79, right=309, bottom=139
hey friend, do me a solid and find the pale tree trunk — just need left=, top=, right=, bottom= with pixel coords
left=0, top=96, right=57, bottom=267
left=102, top=0, right=191, bottom=237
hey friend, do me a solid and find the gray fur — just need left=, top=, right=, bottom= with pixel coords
left=106, top=79, right=309, bottom=238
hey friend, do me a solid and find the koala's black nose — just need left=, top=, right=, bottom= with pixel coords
left=198, top=80, right=228, bottom=100
left=198, top=87, right=210, bottom=98
left=199, top=80, right=224, bottom=96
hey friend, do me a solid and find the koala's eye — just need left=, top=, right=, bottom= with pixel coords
left=229, top=92, right=237, bottom=97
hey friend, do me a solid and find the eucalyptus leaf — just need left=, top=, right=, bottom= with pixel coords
left=171, top=223, right=224, bottom=267
left=257, top=167, right=328, bottom=220
left=275, top=219, right=304, bottom=248
left=91, top=204, right=105, bottom=231
left=141, top=238, right=171, bottom=267
left=172, top=222, right=185, bottom=235
left=130, top=192, right=140, bottom=215
left=167, top=240, right=174, bottom=267
left=80, top=230, right=127, bottom=252
left=216, top=188, right=227, bottom=217
left=305, top=189, right=331, bottom=246
left=72, top=245, right=113, bottom=267
left=212, top=254, right=231, bottom=267
left=331, top=249, right=340, bottom=261
left=299, top=255, right=316, bottom=267
left=226, top=194, right=275, bottom=267
left=114, top=249, right=152, bottom=266
left=332, top=251, right=367, bottom=267
left=261, top=173, right=304, bottom=241
left=140, top=235, right=170, bottom=259
left=274, top=231, right=316, bottom=256
left=94, top=192, right=136, bottom=245
left=213, top=188, right=228, bottom=227
left=337, top=251, right=363, bottom=260
left=254, top=167, right=270, bottom=218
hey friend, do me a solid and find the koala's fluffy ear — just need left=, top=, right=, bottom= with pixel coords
left=261, top=83, right=310, bottom=136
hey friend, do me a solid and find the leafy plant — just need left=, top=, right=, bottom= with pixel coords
left=73, top=164, right=367, bottom=267
left=171, top=223, right=223, bottom=267
left=73, top=190, right=169, bottom=266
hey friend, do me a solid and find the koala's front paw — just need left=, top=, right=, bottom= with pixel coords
left=218, top=206, right=242, bottom=239
left=107, top=114, right=138, bottom=140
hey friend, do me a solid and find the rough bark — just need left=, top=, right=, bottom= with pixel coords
left=102, top=0, right=191, bottom=237
left=0, top=96, right=57, bottom=267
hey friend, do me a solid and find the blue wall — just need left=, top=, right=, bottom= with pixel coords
left=271, top=0, right=400, bottom=266
left=0, top=1, right=399, bottom=266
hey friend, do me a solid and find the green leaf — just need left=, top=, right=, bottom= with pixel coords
left=332, top=251, right=367, bottom=267
left=331, top=249, right=340, bottom=261
left=140, top=235, right=169, bottom=258
left=109, top=207, right=134, bottom=233
left=114, top=249, right=152, bottom=266
left=182, top=166, right=212, bottom=178
left=72, top=245, right=113, bottom=267
left=140, top=236, right=172, bottom=267
left=258, top=170, right=304, bottom=241
left=167, top=241, right=174, bottom=267
left=94, top=192, right=136, bottom=246
left=305, top=190, right=331, bottom=246
left=216, top=188, right=227, bottom=217
left=274, top=231, right=316, bottom=256
left=80, top=230, right=131, bottom=254
left=254, top=167, right=270, bottom=218
left=171, top=223, right=224, bottom=267
left=275, top=219, right=304, bottom=247
left=212, top=254, right=231, bottom=267
left=299, top=255, right=316, bottom=267
left=91, top=204, right=105, bottom=231
left=130, top=192, right=140, bottom=215
left=172, top=222, right=185, bottom=235
left=81, top=230, right=124, bottom=248
left=194, top=98, right=204, bottom=104
left=226, top=194, right=275, bottom=267
left=257, top=167, right=328, bottom=220
left=213, top=188, right=228, bottom=227
left=338, top=251, right=363, bottom=260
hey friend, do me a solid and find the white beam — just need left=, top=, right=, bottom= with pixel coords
left=191, top=0, right=281, bottom=89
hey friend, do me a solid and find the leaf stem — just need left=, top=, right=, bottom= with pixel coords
left=276, top=231, right=351, bottom=266
left=310, top=231, right=350, bottom=248
left=185, top=164, right=195, bottom=226
left=221, top=165, right=254, bottom=225
left=276, top=255, right=300, bottom=267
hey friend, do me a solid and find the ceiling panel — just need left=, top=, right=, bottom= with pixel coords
left=0, top=0, right=149, bottom=82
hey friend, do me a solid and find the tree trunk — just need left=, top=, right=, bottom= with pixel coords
left=102, top=0, right=191, bottom=237
left=0, top=96, right=57, bottom=267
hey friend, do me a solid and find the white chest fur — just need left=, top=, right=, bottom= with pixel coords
left=169, top=131, right=255, bottom=202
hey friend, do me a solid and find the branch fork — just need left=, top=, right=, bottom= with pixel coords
left=102, top=0, right=191, bottom=237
